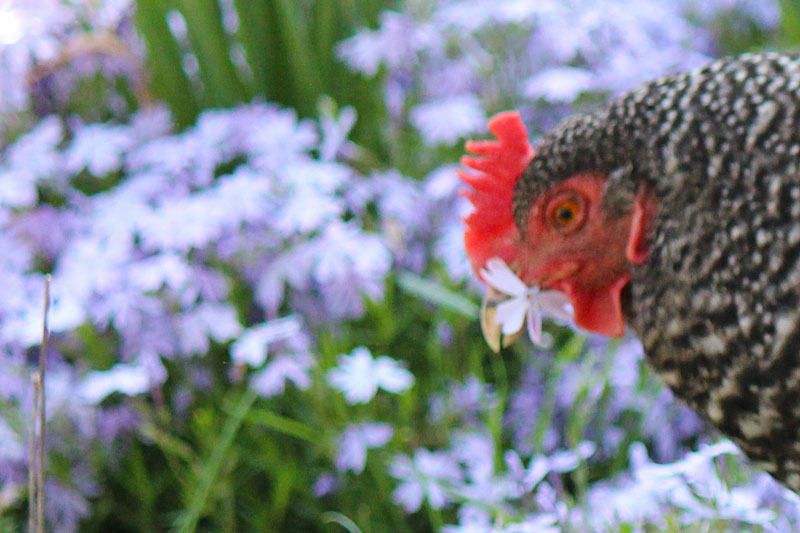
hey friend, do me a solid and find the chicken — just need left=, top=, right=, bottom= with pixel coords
left=460, top=52, right=800, bottom=492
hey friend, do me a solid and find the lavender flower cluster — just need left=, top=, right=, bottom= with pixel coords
left=0, top=0, right=797, bottom=530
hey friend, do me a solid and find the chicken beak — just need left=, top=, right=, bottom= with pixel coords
left=480, top=286, right=522, bottom=352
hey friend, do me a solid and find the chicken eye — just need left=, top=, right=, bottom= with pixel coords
left=546, top=195, right=586, bottom=233
left=555, top=202, right=577, bottom=224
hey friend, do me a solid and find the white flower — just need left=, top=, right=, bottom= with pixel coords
left=479, top=257, right=573, bottom=346
left=327, top=346, right=414, bottom=404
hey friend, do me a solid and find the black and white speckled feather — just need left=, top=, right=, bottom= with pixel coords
left=514, top=52, right=800, bottom=492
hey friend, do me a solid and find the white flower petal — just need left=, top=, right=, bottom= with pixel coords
left=537, top=290, right=574, bottom=324
left=495, top=296, right=528, bottom=335
left=480, top=257, right=526, bottom=296
left=527, top=299, right=543, bottom=345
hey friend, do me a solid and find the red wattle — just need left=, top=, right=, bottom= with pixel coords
left=563, top=275, right=630, bottom=337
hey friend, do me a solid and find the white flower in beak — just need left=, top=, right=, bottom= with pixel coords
left=479, top=257, right=573, bottom=350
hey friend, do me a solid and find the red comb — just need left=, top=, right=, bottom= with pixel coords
left=459, top=111, right=534, bottom=275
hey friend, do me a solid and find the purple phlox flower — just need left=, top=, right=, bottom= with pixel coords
left=431, top=1, right=495, bottom=32
left=0, top=115, right=64, bottom=207
left=583, top=440, right=742, bottom=528
left=435, top=220, right=472, bottom=282
left=176, top=302, right=242, bottom=355
left=480, top=257, right=573, bottom=345
left=524, top=66, right=593, bottom=102
left=230, top=315, right=304, bottom=367
left=279, top=159, right=351, bottom=199
left=136, top=192, right=215, bottom=253
left=192, top=107, right=245, bottom=163
left=313, top=222, right=391, bottom=288
left=630, top=440, right=741, bottom=515
left=500, top=514, right=560, bottom=533
left=85, top=178, right=153, bottom=243
left=695, top=0, right=780, bottom=28
left=56, top=233, right=134, bottom=313
left=0, top=167, right=37, bottom=208
left=642, top=389, right=703, bottom=462
left=128, top=106, right=241, bottom=186
left=373, top=170, right=430, bottom=234
left=336, top=11, right=441, bottom=76
left=240, top=105, right=317, bottom=172
left=309, top=221, right=392, bottom=317
left=313, top=472, right=341, bottom=497
left=429, top=376, right=497, bottom=424
left=115, top=313, right=178, bottom=362
left=434, top=0, right=560, bottom=31
left=128, top=252, right=191, bottom=294
left=126, top=134, right=199, bottom=180
left=504, top=441, right=596, bottom=497
left=255, top=254, right=300, bottom=315
left=319, top=102, right=357, bottom=161
left=181, top=265, right=230, bottom=304
left=65, top=119, right=135, bottom=176
left=272, top=161, right=349, bottom=235
left=410, top=94, right=486, bottom=145
left=608, top=339, right=644, bottom=392
left=327, top=346, right=414, bottom=404
left=250, top=351, right=314, bottom=398
left=449, top=432, right=516, bottom=506
left=424, top=164, right=461, bottom=201
left=43, top=479, right=91, bottom=533
left=94, top=405, right=140, bottom=445
left=2, top=271, right=75, bottom=347
left=4, top=115, right=63, bottom=177
left=335, top=422, right=394, bottom=474
left=389, top=448, right=463, bottom=512
left=0, top=419, right=24, bottom=464
left=10, top=206, right=77, bottom=260
left=632, top=439, right=738, bottom=484
left=90, top=284, right=165, bottom=333
left=128, top=105, right=172, bottom=140
left=79, top=353, right=166, bottom=403
left=441, top=504, right=495, bottom=533
left=712, top=483, right=777, bottom=527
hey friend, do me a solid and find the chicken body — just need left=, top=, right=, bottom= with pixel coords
left=514, top=53, right=800, bottom=491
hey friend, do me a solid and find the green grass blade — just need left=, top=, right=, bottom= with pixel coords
left=134, top=0, right=200, bottom=128
left=173, top=387, right=257, bottom=533
left=781, top=0, right=800, bottom=44
left=232, top=0, right=275, bottom=97
left=246, top=407, right=320, bottom=443
left=397, top=271, right=480, bottom=318
left=176, top=0, right=247, bottom=108
left=271, top=0, right=323, bottom=115
left=323, top=512, right=364, bottom=533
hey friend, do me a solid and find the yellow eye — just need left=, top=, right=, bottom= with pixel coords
left=546, top=195, right=586, bottom=233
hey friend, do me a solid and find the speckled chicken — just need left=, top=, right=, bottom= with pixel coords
left=460, top=52, right=800, bottom=492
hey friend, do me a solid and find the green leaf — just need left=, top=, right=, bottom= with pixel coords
left=246, top=407, right=320, bottom=443
left=232, top=0, right=276, bottom=97
left=781, top=0, right=800, bottom=44
left=175, top=0, right=248, bottom=107
left=397, top=272, right=480, bottom=318
left=323, top=512, right=364, bottom=533
left=134, top=0, right=200, bottom=128
left=271, top=0, right=323, bottom=116
left=173, top=387, right=257, bottom=533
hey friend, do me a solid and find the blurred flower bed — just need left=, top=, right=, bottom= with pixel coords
left=1, top=0, right=800, bottom=531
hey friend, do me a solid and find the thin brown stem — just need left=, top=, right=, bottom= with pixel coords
left=27, top=375, right=38, bottom=533
left=36, top=275, right=50, bottom=533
